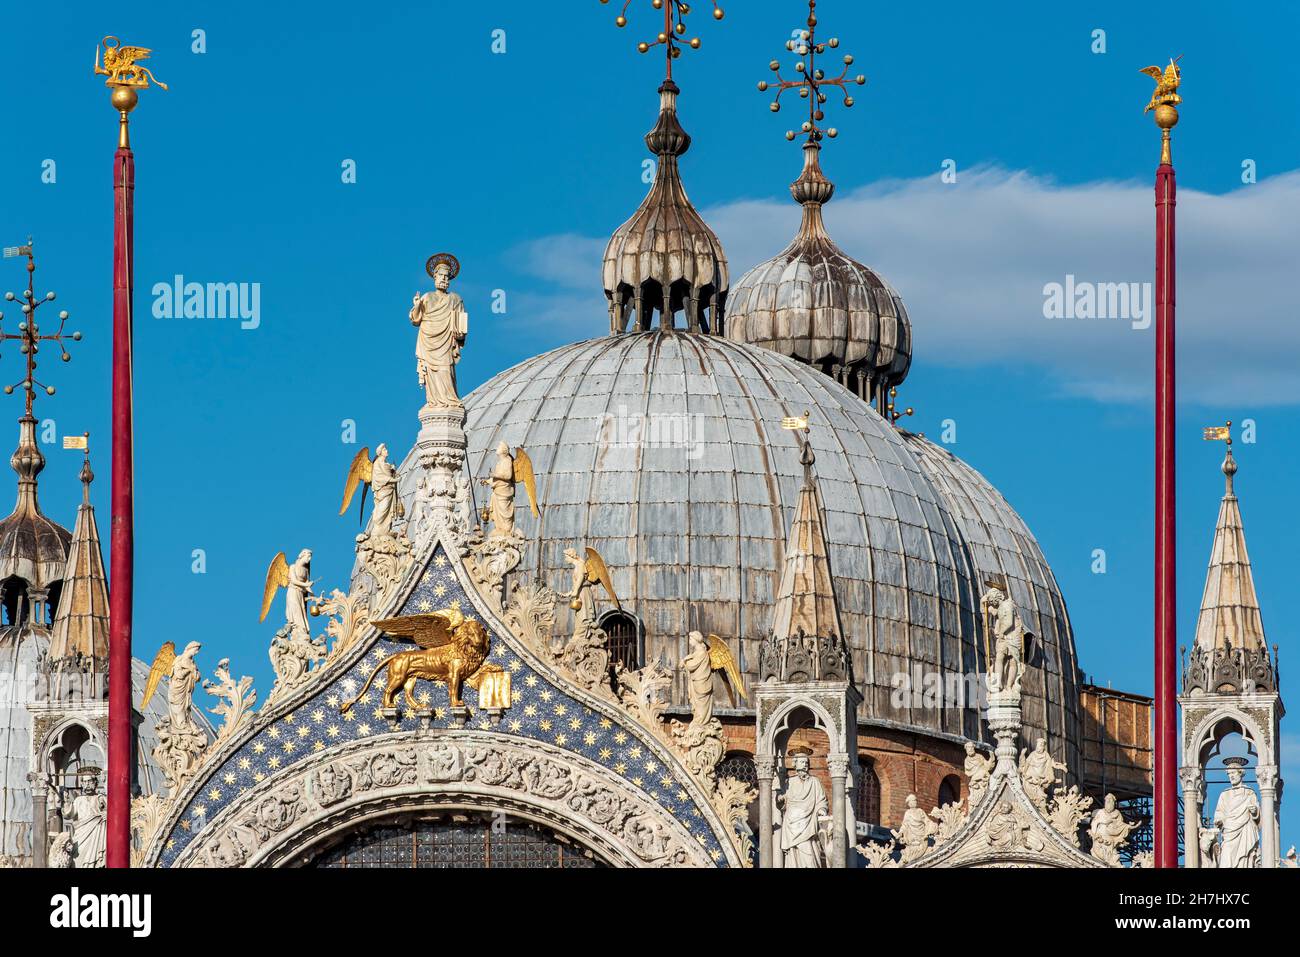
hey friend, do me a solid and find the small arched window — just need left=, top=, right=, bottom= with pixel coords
left=599, top=611, right=642, bottom=672
left=856, top=757, right=882, bottom=826
left=938, top=774, right=962, bottom=809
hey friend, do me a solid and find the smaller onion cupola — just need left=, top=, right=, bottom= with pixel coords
left=725, top=1, right=912, bottom=415
left=601, top=1, right=729, bottom=335
left=0, top=242, right=81, bottom=627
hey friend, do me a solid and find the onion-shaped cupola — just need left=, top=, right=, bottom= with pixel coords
left=0, top=243, right=80, bottom=627
left=601, top=2, right=729, bottom=335
left=724, top=2, right=912, bottom=413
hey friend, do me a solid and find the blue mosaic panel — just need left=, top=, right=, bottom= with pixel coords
left=157, top=545, right=729, bottom=867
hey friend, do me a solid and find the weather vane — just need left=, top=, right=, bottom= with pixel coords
left=1140, top=56, right=1182, bottom=164
left=758, top=0, right=866, bottom=143
left=1202, top=421, right=1231, bottom=445
left=601, top=0, right=724, bottom=79
left=0, top=241, right=82, bottom=416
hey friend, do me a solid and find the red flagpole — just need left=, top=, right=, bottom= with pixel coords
left=106, top=87, right=137, bottom=869
left=1152, top=114, right=1178, bottom=868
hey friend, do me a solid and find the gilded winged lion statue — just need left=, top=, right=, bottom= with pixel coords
left=340, top=608, right=491, bottom=712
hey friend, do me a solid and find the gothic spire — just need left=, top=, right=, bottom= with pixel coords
left=770, top=436, right=843, bottom=643
left=48, top=442, right=109, bottom=661
left=1193, top=444, right=1267, bottom=654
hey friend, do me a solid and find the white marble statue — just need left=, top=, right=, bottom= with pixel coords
left=284, top=548, right=316, bottom=639
left=980, top=583, right=1030, bottom=694
left=1088, top=793, right=1137, bottom=866
left=774, top=750, right=831, bottom=868
left=964, top=741, right=994, bottom=809
left=1212, top=758, right=1261, bottom=868
left=410, top=255, right=469, bottom=409
left=153, top=640, right=209, bottom=794
left=682, top=631, right=717, bottom=727
left=368, top=443, right=400, bottom=538
left=892, top=793, right=937, bottom=864
left=61, top=770, right=107, bottom=868
left=1019, top=738, right=1066, bottom=809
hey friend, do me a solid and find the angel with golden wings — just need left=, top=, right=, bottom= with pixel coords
left=260, top=548, right=317, bottom=638
left=681, top=630, right=747, bottom=727
left=340, top=444, right=404, bottom=537
left=485, top=443, right=539, bottom=538
left=563, top=546, right=620, bottom=629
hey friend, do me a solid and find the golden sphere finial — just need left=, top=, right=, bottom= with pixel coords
left=109, top=85, right=139, bottom=114
left=1153, top=102, right=1179, bottom=130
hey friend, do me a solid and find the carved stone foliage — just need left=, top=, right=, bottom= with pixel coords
left=1046, top=785, right=1094, bottom=848
left=267, top=624, right=326, bottom=706
left=669, top=717, right=726, bottom=791
left=179, top=735, right=716, bottom=869
left=504, top=579, right=559, bottom=659
left=130, top=794, right=168, bottom=868
left=930, top=801, right=967, bottom=846
left=355, top=529, right=414, bottom=611
left=321, top=587, right=371, bottom=666
left=463, top=530, right=522, bottom=610
left=203, top=658, right=257, bottom=746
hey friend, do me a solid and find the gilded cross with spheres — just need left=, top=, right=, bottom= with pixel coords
left=758, top=0, right=866, bottom=143
left=1, top=241, right=82, bottom=415
left=601, top=0, right=725, bottom=78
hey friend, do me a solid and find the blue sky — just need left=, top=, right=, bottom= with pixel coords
left=2, top=1, right=1297, bottom=849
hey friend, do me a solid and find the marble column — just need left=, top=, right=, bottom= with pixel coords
left=1258, top=765, right=1279, bottom=868
left=1179, top=767, right=1202, bottom=868
left=27, top=772, right=47, bottom=869
left=828, top=753, right=849, bottom=868
left=756, top=753, right=775, bottom=869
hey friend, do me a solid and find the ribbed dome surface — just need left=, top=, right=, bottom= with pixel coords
left=391, top=332, right=1080, bottom=759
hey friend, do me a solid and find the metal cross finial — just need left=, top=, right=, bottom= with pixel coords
left=602, top=0, right=724, bottom=81
left=758, top=0, right=866, bottom=143
left=1, top=241, right=83, bottom=416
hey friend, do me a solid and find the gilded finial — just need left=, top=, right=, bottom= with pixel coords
left=757, top=0, right=866, bottom=144
left=601, top=0, right=724, bottom=80
left=94, top=36, right=167, bottom=148
left=1140, top=56, right=1182, bottom=165
left=886, top=387, right=913, bottom=425
left=1203, top=420, right=1235, bottom=492
left=781, top=410, right=815, bottom=471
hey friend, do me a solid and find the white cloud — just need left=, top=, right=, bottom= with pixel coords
left=510, top=167, right=1300, bottom=406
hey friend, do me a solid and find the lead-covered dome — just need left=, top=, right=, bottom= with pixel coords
left=725, top=144, right=912, bottom=409
left=393, top=331, right=1080, bottom=760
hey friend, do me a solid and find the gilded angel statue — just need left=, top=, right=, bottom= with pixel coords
left=564, top=546, right=620, bottom=624
left=682, top=630, right=747, bottom=726
left=1140, top=57, right=1182, bottom=113
left=340, top=443, right=404, bottom=536
left=94, top=36, right=168, bottom=89
left=483, top=443, right=540, bottom=538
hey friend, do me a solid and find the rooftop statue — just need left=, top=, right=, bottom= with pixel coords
left=774, top=748, right=831, bottom=868
left=1210, top=758, right=1261, bottom=868
left=410, top=253, right=469, bottom=410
